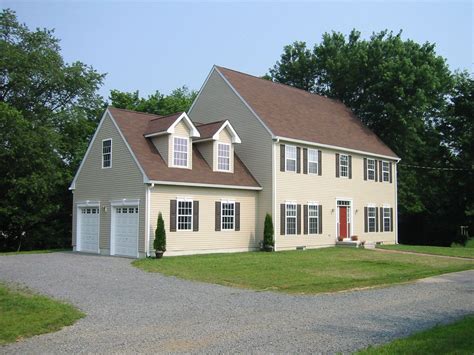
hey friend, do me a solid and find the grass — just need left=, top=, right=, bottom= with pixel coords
left=133, top=247, right=474, bottom=294
left=358, top=315, right=474, bottom=354
left=378, top=240, right=474, bottom=259
left=0, top=283, right=84, bottom=345
left=0, top=249, right=70, bottom=256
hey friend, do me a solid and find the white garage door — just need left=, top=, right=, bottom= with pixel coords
left=78, top=207, right=99, bottom=253
left=113, top=206, right=139, bottom=257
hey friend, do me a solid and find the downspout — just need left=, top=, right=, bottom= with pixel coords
left=145, top=183, right=154, bottom=257
left=273, top=138, right=280, bottom=251
left=395, top=161, right=399, bottom=244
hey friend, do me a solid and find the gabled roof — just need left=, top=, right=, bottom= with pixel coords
left=144, top=111, right=200, bottom=138
left=215, top=66, right=398, bottom=159
left=107, top=107, right=260, bottom=189
left=195, top=120, right=242, bottom=144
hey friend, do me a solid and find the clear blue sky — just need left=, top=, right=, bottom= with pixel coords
left=5, top=1, right=473, bottom=99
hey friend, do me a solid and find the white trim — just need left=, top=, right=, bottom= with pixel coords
left=212, top=120, right=242, bottom=144
left=142, top=131, right=168, bottom=138
left=101, top=138, right=112, bottom=169
left=381, top=160, right=390, bottom=182
left=171, top=135, right=190, bottom=169
left=367, top=158, right=376, bottom=181
left=285, top=144, right=297, bottom=172
left=395, top=161, right=399, bottom=243
left=176, top=198, right=193, bottom=231
left=216, top=142, right=231, bottom=172
left=307, top=203, right=319, bottom=235
left=272, top=140, right=277, bottom=250
left=339, top=153, right=349, bottom=178
left=367, top=205, right=377, bottom=233
left=157, top=112, right=200, bottom=138
left=220, top=200, right=236, bottom=231
left=147, top=180, right=262, bottom=191
left=145, top=185, right=151, bottom=257
left=213, top=66, right=275, bottom=138
left=110, top=199, right=141, bottom=206
left=275, top=136, right=400, bottom=161
left=285, top=202, right=297, bottom=235
left=307, top=148, right=318, bottom=175
left=110, top=203, right=140, bottom=258
left=335, top=198, right=353, bottom=240
left=76, top=201, right=100, bottom=254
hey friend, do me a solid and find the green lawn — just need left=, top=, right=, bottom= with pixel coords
left=358, top=315, right=474, bottom=354
left=0, top=249, right=70, bottom=256
left=378, top=240, right=474, bottom=259
left=133, top=248, right=474, bottom=294
left=0, top=284, right=84, bottom=345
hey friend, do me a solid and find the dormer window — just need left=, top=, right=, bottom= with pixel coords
left=173, top=137, right=188, bottom=167
left=102, top=139, right=112, bottom=168
left=217, top=143, right=231, bottom=171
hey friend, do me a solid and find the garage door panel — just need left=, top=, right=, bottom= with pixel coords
left=113, top=206, right=138, bottom=257
left=79, top=207, right=99, bottom=253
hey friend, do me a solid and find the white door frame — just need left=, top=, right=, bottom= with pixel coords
left=110, top=199, right=140, bottom=258
left=335, top=198, right=353, bottom=241
left=76, top=201, right=100, bottom=254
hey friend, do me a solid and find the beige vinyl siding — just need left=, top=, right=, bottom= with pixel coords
left=213, top=127, right=234, bottom=172
left=151, top=135, right=169, bottom=164
left=189, top=69, right=273, bottom=241
left=149, top=185, right=258, bottom=255
left=72, top=112, right=146, bottom=254
left=275, top=142, right=397, bottom=250
left=169, top=120, right=193, bottom=168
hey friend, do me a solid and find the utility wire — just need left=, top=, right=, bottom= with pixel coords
left=399, top=163, right=473, bottom=171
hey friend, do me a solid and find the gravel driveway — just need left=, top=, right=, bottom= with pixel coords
left=1, top=252, right=473, bottom=354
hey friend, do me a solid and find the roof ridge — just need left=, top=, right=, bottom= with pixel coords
left=108, top=106, right=164, bottom=119
left=215, top=65, right=342, bottom=105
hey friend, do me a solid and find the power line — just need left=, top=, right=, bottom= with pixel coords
left=399, top=163, right=473, bottom=171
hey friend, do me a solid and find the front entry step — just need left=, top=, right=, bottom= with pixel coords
left=336, top=241, right=377, bottom=249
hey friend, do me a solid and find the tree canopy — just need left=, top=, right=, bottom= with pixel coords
left=269, top=30, right=473, bottom=245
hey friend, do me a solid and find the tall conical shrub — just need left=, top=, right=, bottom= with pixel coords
left=154, top=212, right=166, bottom=252
left=263, top=213, right=274, bottom=249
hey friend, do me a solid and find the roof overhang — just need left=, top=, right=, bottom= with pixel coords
left=212, top=120, right=242, bottom=144
left=147, top=180, right=262, bottom=191
left=144, top=112, right=200, bottom=138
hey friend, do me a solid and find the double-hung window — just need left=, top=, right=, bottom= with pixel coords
left=217, top=143, right=230, bottom=171
left=383, top=207, right=391, bottom=232
left=367, top=159, right=375, bottom=180
left=285, top=145, right=297, bottom=172
left=173, top=137, right=188, bottom=167
left=102, top=139, right=112, bottom=168
left=177, top=200, right=193, bottom=231
left=382, top=161, right=390, bottom=182
left=221, top=202, right=235, bottom=230
left=308, top=204, right=319, bottom=234
left=308, top=149, right=318, bottom=174
left=286, top=203, right=297, bottom=235
left=368, top=207, right=376, bottom=232
left=339, top=154, right=349, bottom=177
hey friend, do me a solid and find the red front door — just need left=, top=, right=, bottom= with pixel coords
left=338, top=206, right=348, bottom=240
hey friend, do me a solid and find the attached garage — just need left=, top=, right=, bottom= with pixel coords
left=111, top=204, right=139, bottom=258
left=77, top=206, right=100, bottom=253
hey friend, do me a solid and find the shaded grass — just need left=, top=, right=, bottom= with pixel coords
left=133, top=248, right=474, bottom=294
left=358, top=315, right=474, bottom=354
left=0, top=249, right=70, bottom=256
left=0, top=283, right=84, bottom=345
left=378, top=243, right=474, bottom=259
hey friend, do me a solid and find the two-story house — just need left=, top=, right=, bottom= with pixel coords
left=70, top=65, right=399, bottom=258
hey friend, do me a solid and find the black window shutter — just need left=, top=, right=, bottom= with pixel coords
left=379, top=161, right=383, bottom=182
left=348, top=155, right=352, bottom=179
left=215, top=201, right=221, bottom=231
left=318, top=150, right=322, bottom=175
left=193, top=201, right=199, bottom=231
left=296, top=147, right=301, bottom=173
left=318, top=205, right=323, bottom=234
left=375, top=160, right=378, bottom=182
left=297, top=204, right=301, bottom=234
left=375, top=207, right=379, bottom=232
left=363, top=158, right=367, bottom=180
left=303, top=205, right=308, bottom=234
left=280, top=204, right=285, bottom=235
left=335, top=153, right=340, bottom=177
left=364, top=207, right=368, bottom=233
left=170, top=200, right=177, bottom=232
left=380, top=207, right=384, bottom=232
left=389, top=162, right=393, bottom=183
left=303, top=148, right=308, bottom=174
left=235, top=202, right=240, bottom=231
left=390, top=208, right=394, bottom=231
left=280, top=144, right=285, bottom=172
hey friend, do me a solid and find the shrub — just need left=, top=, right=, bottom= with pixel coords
left=263, top=213, right=274, bottom=247
left=154, top=213, right=166, bottom=252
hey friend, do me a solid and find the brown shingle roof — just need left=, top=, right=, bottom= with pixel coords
left=195, top=120, right=225, bottom=140
left=216, top=66, right=398, bottom=158
left=143, top=112, right=183, bottom=136
left=108, top=107, right=260, bottom=188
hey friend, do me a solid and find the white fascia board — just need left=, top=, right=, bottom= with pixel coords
left=213, top=66, right=275, bottom=139
left=143, top=131, right=168, bottom=138
left=148, top=180, right=262, bottom=191
left=110, top=199, right=141, bottom=206
left=167, top=112, right=200, bottom=138
left=212, top=120, right=242, bottom=144
left=275, top=136, right=401, bottom=162
left=69, top=109, right=109, bottom=190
